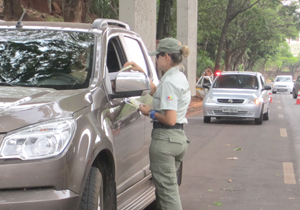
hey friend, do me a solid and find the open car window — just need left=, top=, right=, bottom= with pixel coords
left=0, top=29, right=95, bottom=90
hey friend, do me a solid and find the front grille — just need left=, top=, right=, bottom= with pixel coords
left=217, top=99, right=244, bottom=103
left=214, top=110, right=248, bottom=116
left=278, top=85, right=287, bottom=87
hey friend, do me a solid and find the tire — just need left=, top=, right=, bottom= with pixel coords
left=204, top=116, right=211, bottom=123
left=293, top=89, right=297, bottom=99
left=80, top=167, right=103, bottom=210
left=255, top=108, right=263, bottom=125
left=263, top=108, right=269, bottom=121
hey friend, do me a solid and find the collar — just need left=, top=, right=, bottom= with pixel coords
left=160, top=66, right=180, bottom=82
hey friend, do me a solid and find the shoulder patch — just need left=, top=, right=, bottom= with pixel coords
left=166, top=96, right=173, bottom=100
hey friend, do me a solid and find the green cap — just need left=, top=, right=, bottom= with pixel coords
left=149, top=37, right=182, bottom=56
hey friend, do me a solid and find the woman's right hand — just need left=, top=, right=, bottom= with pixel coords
left=123, top=61, right=145, bottom=74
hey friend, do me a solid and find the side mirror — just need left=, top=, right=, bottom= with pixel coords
left=263, top=85, right=272, bottom=91
left=109, top=71, right=150, bottom=99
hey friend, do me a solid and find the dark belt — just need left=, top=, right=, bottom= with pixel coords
left=153, top=121, right=183, bottom=130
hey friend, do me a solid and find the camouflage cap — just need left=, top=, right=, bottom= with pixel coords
left=148, top=37, right=182, bottom=56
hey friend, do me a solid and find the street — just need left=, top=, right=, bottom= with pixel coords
left=180, top=92, right=300, bottom=210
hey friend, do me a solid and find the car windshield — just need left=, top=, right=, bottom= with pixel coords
left=275, top=77, right=291, bottom=82
left=0, top=29, right=95, bottom=90
left=213, top=75, right=258, bottom=89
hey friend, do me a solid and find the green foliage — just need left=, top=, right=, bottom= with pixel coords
left=197, top=50, right=214, bottom=77
left=198, top=0, right=300, bottom=72
left=90, top=0, right=119, bottom=19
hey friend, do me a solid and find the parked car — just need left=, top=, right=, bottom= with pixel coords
left=202, top=71, right=272, bottom=125
left=196, top=75, right=213, bottom=98
left=272, top=75, right=293, bottom=94
left=0, top=19, right=162, bottom=210
left=292, top=75, right=300, bottom=99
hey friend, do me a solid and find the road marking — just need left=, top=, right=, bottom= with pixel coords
left=280, top=128, right=287, bottom=137
left=278, top=114, right=284, bottom=118
left=278, top=106, right=282, bottom=109
left=283, top=162, right=296, bottom=184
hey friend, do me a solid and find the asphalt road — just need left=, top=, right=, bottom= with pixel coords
left=179, top=92, right=300, bottom=210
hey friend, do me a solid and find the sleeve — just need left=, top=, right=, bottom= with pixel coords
left=159, top=81, right=178, bottom=111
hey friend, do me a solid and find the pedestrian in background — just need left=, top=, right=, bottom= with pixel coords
left=124, top=37, right=190, bottom=210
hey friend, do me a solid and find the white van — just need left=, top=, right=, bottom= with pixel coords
left=272, top=75, right=293, bottom=94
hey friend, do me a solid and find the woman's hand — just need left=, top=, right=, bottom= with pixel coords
left=139, top=103, right=151, bottom=116
left=123, top=61, right=145, bottom=74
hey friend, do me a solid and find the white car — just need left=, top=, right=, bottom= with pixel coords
left=272, top=75, right=293, bottom=94
left=196, top=76, right=213, bottom=98
left=203, top=71, right=272, bottom=125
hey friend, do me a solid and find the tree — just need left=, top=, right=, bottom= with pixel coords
left=63, top=0, right=93, bottom=22
left=214, top=0, right=260, bottom=73
left=156, top=0, right=176, bottom=39
left=3, top=0, right=23, bottom=21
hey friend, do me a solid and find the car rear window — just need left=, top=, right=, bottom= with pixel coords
left=0, top=29, right=95, bottom=90
left=213, top=75, right=258, bottom=89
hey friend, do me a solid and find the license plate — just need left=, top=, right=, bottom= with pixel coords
left=222, top=108, right=239, bottom=113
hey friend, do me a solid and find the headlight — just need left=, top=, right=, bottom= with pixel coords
left=247, top=98, right=260, bottom=105
left=0, top=118, right=76, bottom=160
left=205, top=97, right=216, bottom=103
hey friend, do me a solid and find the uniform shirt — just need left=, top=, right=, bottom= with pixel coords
left=153, top=66, right=191, bottom=124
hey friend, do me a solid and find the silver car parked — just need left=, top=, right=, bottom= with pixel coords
left=203, top=71, right=272, bottom=125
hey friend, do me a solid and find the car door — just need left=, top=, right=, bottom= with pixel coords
left=104, top=34, right=145, bottom=194
left=259, top=75, right=270, bottom=112
left=121, top=34, right=154, bottom=177
left=296, top=76, right=300, bottom=94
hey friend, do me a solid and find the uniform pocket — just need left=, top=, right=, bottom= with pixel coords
left=168, top=130, right=186, bottom=145
left=168, top=135, right=183, bottom=145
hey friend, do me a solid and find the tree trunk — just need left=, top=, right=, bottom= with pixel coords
left=3, top=0, right=23, bottom=21
left=156, top=0, right=173, bottom=39
left=63, top=0, right=92, bottom=22
left=214, top=0, right=233, bottom=73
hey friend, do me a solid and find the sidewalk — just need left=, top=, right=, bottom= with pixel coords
left=186, top=96, right=203, bottom=117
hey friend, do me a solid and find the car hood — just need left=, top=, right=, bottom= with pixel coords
left=274, top=81, right=293, bottom=86
left=207, top=88, right=259, bottom=99
left=0, top=87, right=91, bottom=132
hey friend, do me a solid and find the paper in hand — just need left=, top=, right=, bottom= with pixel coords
left=124, top=98, right=142, bottom=108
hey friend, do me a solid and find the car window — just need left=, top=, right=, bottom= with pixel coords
left=106, top=37, right=126, bottom=73
left=106, top=36, right=127, bottom=93
left=213, top=75, right=258, bottom=89
left=275, top=77, right=292, bottom=82
left=123, top=36, right=149, bottom=76
left=0, top=29, right=95, bottom=90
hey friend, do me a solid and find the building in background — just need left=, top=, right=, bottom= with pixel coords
left=287, top=37, right=300, bottom=56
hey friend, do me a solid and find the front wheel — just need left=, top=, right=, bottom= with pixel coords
left=263, top=108, right=269, bottom=121
left=80, top=167, right=103, bottom=210
left=204, top=116, right=211, bottom=123
left=293, top=89, right=297, bottom=99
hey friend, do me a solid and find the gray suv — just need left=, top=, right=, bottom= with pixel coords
left=0, top=19, right=158, bottom=210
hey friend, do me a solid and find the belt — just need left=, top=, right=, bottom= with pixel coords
left=153, top=121, right=183, bottom=130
